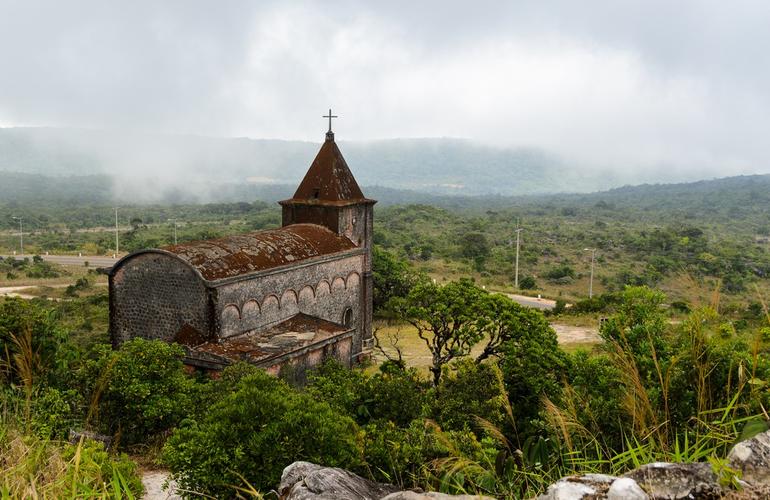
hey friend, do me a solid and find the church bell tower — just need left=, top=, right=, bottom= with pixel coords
left=279, top=110, right=376, bottom=355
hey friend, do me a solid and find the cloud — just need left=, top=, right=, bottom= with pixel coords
left=0, top=0, right=769, bottom=177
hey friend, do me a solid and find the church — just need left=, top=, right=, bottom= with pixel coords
left=109, top=116, right=375, bottom=379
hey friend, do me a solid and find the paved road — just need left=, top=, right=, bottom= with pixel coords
left=498, top=292, right=557, bottom=310
left=1, top=254, right=119, bottom=268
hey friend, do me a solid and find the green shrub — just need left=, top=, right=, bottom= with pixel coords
left=31, top=386, right=83, bottom=439
left=362, top=419, right=483, bottom=489
left=431, top=359, right=506, bottom=434
left=309, top=360, right=428, bottom=427
left=79, top=339, right=197, bottom=446
left=499, top=322, right=568, bottom=439
left=543, top=265, right=576, bottom=281
left=163, top=370, right=363, bottom=496
left=518, top=276, right=536, bottom=290
left=0, top=298, right=71, bottom=386
left=0, top=424, right=142, bottom=498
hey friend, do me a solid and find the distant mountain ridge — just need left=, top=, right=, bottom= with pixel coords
left=1, top=168, right=769, bottom=215
left=0, top=126, right=735, bottom=199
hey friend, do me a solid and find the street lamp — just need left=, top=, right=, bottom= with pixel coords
left=584, top=248, right=597, bottom=298
left=114, top=207, right=120, bottom=258
left=169, top=219, right=178, bottom=245
left=11, top=216, right=23, bottom=255
left=513, top=227, right=523, bottom=289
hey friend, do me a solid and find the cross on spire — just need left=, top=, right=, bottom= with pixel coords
left=323, top=108, right=338, bottom=141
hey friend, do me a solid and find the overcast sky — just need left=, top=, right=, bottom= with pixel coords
left=1, top=0, right=769, bottom=174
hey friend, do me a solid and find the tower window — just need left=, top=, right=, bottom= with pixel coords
left=312, top=188, right=320, bottom=199
left=342, top=308, right=353, bottom=327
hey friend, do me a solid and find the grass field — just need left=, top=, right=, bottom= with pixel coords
left=370, top=318, right=600, bottom=374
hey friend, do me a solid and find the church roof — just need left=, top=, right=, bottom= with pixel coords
left=188, top=313, right=352, bottom=366
left=162, top=223, right=358, bottom=281
left=280, top=136, right=374, bottom=207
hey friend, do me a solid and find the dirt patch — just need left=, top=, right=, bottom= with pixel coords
left=372, top=320, right=600, bottom=371
left=141, top=470, right=181, bottom=500
left=550, top=323, right=600, bottom=344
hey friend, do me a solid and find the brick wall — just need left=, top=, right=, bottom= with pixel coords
left=110, top=252, right=211, bottom=346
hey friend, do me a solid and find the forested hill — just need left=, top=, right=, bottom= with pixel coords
left=1, top=126, right=756, bottom=197
left=1, top=167, right=769, bottom=222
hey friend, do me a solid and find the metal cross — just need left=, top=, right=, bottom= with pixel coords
left=323, top=109, right=338, bottom=133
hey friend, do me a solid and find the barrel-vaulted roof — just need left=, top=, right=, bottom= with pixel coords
left=161, top=223, right=358, bottom=281
left=280, top=136, right=374, bottom=207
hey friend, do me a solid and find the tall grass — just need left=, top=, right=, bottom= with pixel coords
left=1, top=326, right=142, bottom=498
left=0, top=423, right=142, bottom=498
left=427, top=299, right=770, bottom=498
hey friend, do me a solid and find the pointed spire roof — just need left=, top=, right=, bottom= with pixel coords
left=281, top=134, right=374, bottom=207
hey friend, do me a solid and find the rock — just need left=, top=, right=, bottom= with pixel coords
left=729, top=427, right=770, bottom=485
left=536, top=473, right=616, bottom=499
left=279, top=462, right=493, bottom=500
left=280, top=462, right=400, bottom=499
left=606, top=477, right=647, bottom=500
left=382, top=492, right=492, bottom=500
left=624, top=462, right=722, bottom=499
left=68, top=429, right=112, bottom=449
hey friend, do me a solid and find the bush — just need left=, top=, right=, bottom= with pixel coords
left=372, top=247, right=426, bottom=314
left=0, top=298, right=70, bottom=386
left=0, top=424, right=142, bottom=498
left=308, top=360, right=428, bottom=427
left=163, top=370, right=363, bottom=496
left=362, top=419, right=483, bottom=489
left=430, top=359, right=506, bottom=434
left=31, top=386, right=83, bottom=439
left=543, top=265, right=576, bottom=281
left=499, top=322, right=568, bottom=439
left=518, top=276, right=536, bottom=290
left=79, top=339, right=197, bottom=446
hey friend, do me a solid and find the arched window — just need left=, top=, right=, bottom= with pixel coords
left=342, top=308, right=353, bottom=328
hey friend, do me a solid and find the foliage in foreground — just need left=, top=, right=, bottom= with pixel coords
left=2, top=280, right=769, bottom=498
left=0, top=424, right=142, bottom=498
left=162, top=368, right=364, bottom=497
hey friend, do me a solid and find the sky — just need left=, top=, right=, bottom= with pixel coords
left=1, top=0, right=770, bottom=175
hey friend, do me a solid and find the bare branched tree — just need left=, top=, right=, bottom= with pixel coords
left=373, top=323, right=405, bottom=369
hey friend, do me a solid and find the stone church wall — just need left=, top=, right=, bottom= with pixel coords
left=213, top=254, right=364, bottom=353
left=110, top=252, right=211, bottom=346
left=262, top=334, right=353, bottom=385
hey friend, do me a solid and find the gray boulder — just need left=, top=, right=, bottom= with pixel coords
left=536, top=473, right=627, bottom=500
left=624, top=462, right=722, bottom=499
left=279, top=462, right=493, bottom=500
left=280, top=462, right=399, bottom=500
left=729, top=426, right=770, bottom=485
left=606, top=477, right=648, bottom=500
left=382, top=492, right=493, bottom=500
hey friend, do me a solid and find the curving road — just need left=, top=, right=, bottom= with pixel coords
left=498, top=292, right=557, bottom=310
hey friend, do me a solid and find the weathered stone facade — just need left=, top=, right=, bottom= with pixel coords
left=109, top=129, right=375, bottom=377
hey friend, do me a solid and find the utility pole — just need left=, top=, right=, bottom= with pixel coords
left=584, top=248, right=597, bottom=298
left=169, top=219, right=178, bottom=245
left=114, top=207, right=120, bottom=257
left=514, top=227, right=523, bottom=289
left=11, top=216, right=23, bottom=255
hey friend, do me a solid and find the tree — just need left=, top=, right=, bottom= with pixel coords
left=499, top=317, right=568, bottom=439
left=395, top=279, right=486, bottom=385
left=475, top=294, right=554, bottom=362
left=599, top=286, right=669, bottom=366
left=372, top=246, right=423, bottom=313
left=460, top=232, right=490, bottom=269
left=518, top=276, right=536, bottom=290
left=163, top=370, right=362, bottom=496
